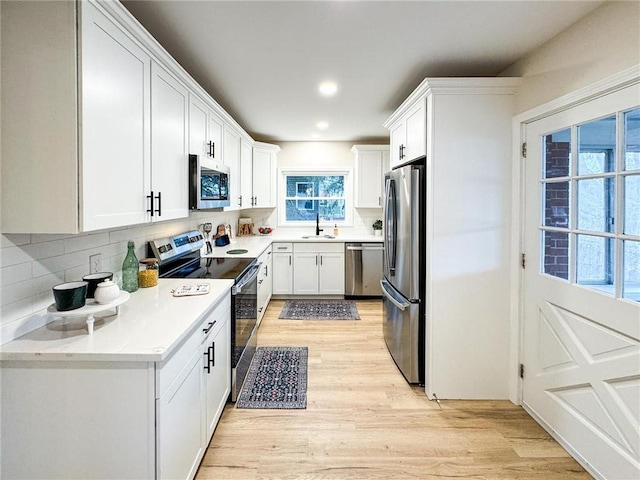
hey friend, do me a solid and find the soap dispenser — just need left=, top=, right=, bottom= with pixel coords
left=333, top=224, right=339, bottom=236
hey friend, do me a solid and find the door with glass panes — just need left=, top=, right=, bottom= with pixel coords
left=523, top=85, right=640, bottom=480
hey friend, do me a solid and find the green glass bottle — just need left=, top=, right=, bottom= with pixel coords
left=121, top=240, right=139, bottom=293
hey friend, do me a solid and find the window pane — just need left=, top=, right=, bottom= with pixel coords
left=576, top=235, right=614, bottom=290
left=625, top=175, right=640, bottom=235
left=543, top=182, right=570, bottom=228
left=542, top=230, right=569, bottom=280
left=577, top=177, right=615, bottom=233
left=543, top=129, right=571, bottom=178
left=578, top=115, right=616, bottom=175
left=623, top=240, right=640, bottom=301
left=285, top=199, right=345, bottom=222
left=285, top=175, right=345, bottom=198
left=624, top=107, right=640, bottom=171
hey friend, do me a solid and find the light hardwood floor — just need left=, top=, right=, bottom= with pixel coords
left=196, top=300, right=590, bottom=479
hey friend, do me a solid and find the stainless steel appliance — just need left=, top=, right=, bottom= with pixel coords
left=345, top=243, right=383, bottom=297
left=381, top=158, right=425, bottom=384
left=189, top=154, right=230, bottom=210
left=149, top=230, right=259, bottom=401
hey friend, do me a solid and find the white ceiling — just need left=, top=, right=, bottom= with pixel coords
left=121, top=0, right=604, bottom=143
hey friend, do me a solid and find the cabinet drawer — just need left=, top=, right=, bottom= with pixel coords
left=294, top=242, right=343, bottom=253
left=156, top=294, right=230, bottom=398
left=272, top=242, right=293, bottom=252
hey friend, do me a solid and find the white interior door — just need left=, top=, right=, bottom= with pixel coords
left=522, top=85, right=640, bottom=479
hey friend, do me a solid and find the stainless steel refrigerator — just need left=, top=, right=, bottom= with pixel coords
left=381, top=159, right=425, bottom=384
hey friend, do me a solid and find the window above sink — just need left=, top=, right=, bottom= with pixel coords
left=278, top=168, right=353, bottom=227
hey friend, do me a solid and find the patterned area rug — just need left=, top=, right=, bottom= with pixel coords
left=236, top=346, right=308, bottom=409
left=278, top=300, right=360, bottom=320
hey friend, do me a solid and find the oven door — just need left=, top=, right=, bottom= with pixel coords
left=232, top=262, right=261, bottom=401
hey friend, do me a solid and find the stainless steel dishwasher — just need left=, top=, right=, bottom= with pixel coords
left=345, top=243, right=384, bottom=297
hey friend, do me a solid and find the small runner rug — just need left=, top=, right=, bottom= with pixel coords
left=236, top=346, right=308, bottom=409
left=278, top=299, right=360, bottom=320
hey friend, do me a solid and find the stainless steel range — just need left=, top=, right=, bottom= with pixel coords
left=148, top=230, right=259, bottom=401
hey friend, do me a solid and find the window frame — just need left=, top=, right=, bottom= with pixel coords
left=538, top=106, right=640, bottom=301
left=277, top=167, right=353, bottom=227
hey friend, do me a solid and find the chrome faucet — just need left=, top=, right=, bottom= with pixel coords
left=315, top=213, right=323, bottom=236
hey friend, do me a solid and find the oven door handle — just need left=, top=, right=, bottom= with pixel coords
left=233, top=263, right=261, bottom=294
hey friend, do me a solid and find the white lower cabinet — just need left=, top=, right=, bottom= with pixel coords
left=293, top=243, right=345, bottom=295
left=257, top=247, right=273, bottom=323
left=0, top=294, right=231, bottom=480
left=204, top=313, right=231, bottom=441
left=156, top=295, right=230, bottom=479
left=157, top=349, right=204, bottom=480
left=272, top=243, right=294, bottom=295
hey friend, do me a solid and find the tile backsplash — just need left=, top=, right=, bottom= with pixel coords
left=0, top=212, right=239, bottom=344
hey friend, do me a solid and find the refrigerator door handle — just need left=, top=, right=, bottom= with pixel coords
left=384, top=178, right=397, bottom=276
left=380, top=279, right=410, bottom=311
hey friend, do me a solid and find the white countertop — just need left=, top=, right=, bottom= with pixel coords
left=0, top=279, right=234, bottom=363
left=204, top=233, right=383, bottom=259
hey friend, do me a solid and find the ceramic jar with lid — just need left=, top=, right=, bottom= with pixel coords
left=94, top=279, right=120, bottom=304
left=138, top=258, right=159, bottom=288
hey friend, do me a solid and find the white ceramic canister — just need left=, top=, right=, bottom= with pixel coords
left=94, top=279, right=120, bottom=304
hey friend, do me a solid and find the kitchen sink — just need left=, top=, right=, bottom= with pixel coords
left=300, top=234, right=336, bottom=239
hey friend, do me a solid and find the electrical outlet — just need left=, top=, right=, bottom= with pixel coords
left=89, top=254, right=102, bottom=274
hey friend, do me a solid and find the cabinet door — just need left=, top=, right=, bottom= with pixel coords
left=240, top=139, right=253, bottom=209
left=223, top=126, right=241, bottom=210
left=319, top=252, right=345, bottom=294
left=151, top=61, right=189, bottom=222
left=293, top=253, right=320, bottom=295
left=390, top=121, right=405, bottom=169
left=81, top=2, right=151, bottom=231
left=356, top=151, right=383, bottom=208
left=257, top=254, right=273, bottom=322
left=208, top=111, right=224, bottom=163
left=405, top=101, right=426, bottom=161
left=189, top=95, right=208, bottom=159
left=272, top=253, right=293, bottom=295
left=157, top=349, right=204, bottom=480
left=204, top=317, right=230, bottom=441
left=252, top=148, right=276, bottom=208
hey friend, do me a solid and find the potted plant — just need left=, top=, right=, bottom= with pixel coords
left=372, top=219, right=383, bottom=236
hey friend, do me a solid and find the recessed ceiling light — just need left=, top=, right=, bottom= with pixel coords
left=319, top=81, right=338, bottom=96
left=316, top=121, right=329, bottom=130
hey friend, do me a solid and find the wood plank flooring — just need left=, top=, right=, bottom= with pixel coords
left=196, top=300, right=590, bottom=479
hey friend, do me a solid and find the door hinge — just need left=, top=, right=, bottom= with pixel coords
left=521, top=142, right=527, bottom=158
left=519, top=363, right=525, bottom=379
left=521, top=253, right=526, bottom=269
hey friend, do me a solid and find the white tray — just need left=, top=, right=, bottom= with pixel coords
left=172, top=284, right=210, bottom=297
left=47, top=291, right=130, bottom=335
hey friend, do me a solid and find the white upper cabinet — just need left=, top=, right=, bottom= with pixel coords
left=387, top=99, right=426, bottom=169
left=252, top=142, right=280, bottom=208
left=150, top=62, right=189, bottom=222
left=240, top=139, right=253, bottom=209
left=1, top=0, right=251, bottom=233
left=223, top=126, right=242, bottom=210
left=81, top=2, right=153, bottom=231
left=189, top=95, right=225, bottom=170
left=352, top=145, right=390, bottom=208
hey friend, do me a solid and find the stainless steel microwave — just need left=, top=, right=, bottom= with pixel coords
left=189, top=154, right=230, bottom=210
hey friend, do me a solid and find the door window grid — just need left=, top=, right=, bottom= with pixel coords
left=539, top=106, right=640, bottom=302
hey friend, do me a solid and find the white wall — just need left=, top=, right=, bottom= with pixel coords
left=257, top=141, right=386, bottom=235
left=500, top=1, right=640, bottom=114
left=0, top=211, right=239, bottom=344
